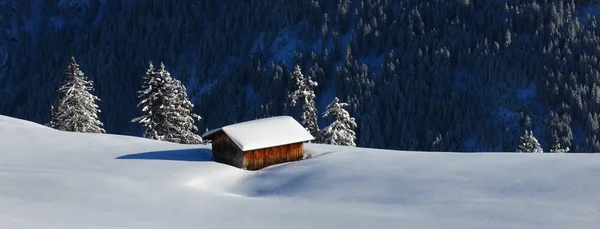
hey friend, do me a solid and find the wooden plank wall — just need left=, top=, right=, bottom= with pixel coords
left=211, top=132, right=243, bottom=168
left=243, top=142, right=304, bottom=170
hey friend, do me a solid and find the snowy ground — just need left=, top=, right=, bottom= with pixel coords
left=1, top=115, right=600, bottom=229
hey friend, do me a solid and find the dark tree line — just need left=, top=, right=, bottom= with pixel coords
left=2, top=0, right=600, bottom=152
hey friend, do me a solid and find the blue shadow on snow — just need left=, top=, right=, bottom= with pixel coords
left=116, top=148, right=212, bottom=162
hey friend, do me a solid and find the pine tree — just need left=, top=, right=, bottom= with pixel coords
left=549, top=141, right=569, bottom=153
left=517, top=130, right=543, bottom=153
left=162, top=77, right=203, bottom=144
left=132, top=62, right=164, bottom=139
left=132, top=62, right=202, bottom=144
left=321, top=97, right=357, bottom=146
left=50, top=57, right=105, bottom=133
left=289, top=65, right=305, bottom=106
left=289, top=64, right=320, bottom=141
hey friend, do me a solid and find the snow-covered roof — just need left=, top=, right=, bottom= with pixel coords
left=202, top=116, right=314, bottom=151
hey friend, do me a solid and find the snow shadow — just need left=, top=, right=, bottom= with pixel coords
left=116, top=148, right=212, bottom=162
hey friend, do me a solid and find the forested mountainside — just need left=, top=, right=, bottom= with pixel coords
left=2, top=0, right=600, bottom=152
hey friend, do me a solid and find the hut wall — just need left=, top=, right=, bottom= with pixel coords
left=243, top=142, right=304, bottom=170
left=211, top=133, right=243, bottom=168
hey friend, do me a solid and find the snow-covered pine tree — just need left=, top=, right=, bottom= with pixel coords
left=289, top=65, right=305, bottom=106
left=50, top=57, right=105, bottom=133
left=289, top=64, right=320, bottom=141
left=132, top=62, right=163, bottom=139
left=549, top=141, right=569, bottom=153
left=321, top=97, right=357, bottom=146
left=162, top=74, right=203, bottom=144
left=132, top=62, right=202, bottom=144
left=517, top=130, right=543, bottom=153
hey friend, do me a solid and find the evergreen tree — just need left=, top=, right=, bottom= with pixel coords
left=162, top=77, right=203, bottom=144
left=289, top=64, right=320, bottom=141
left=321, top=97, right=357, bottom=146
left=517, top=130, right=543, bottom=153
left=50, top=57, right=105, bottom=133
left=132, top=62, right=202, bottom=144
left=132, top=62, right=163, bottom=139
left=520, top=113, right=532, bottom=131
left=584, top=134, right=600, bottom=152
left=549, top=141, right=569, bottom=153
left=547, top=110, right=573, bottom=151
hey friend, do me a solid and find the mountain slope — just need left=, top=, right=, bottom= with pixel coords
left=1, top=115, right=600, bottom=229
left=4, top=1, right=600, bottom=151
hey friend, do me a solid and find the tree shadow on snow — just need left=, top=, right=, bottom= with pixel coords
left=116, top=148, right=212, bottom=162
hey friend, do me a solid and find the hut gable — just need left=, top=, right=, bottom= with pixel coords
left=202, top=116, right=314, bottom=170
left=202, top=116, right=314, bottom=151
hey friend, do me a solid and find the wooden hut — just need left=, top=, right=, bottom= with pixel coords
left=202, top=116, right=314, bottom=170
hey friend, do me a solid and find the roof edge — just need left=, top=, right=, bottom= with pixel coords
left=201, top=128, right=223, bottom=139
left=239, top=141, right=313, bottom=151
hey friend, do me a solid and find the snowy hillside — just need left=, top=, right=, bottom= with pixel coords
left=1, top=115, right=600, bottom=229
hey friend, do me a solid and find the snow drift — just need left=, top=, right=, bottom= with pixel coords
left=1, top=115, right=599, bottom=229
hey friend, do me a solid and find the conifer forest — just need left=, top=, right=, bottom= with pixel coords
left=3, top=0, right=600, bottom=152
